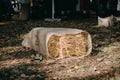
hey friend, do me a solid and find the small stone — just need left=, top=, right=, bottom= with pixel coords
left=20, top=74, right=26, bottom=78
left=53, top=77, right=58, bottom=80
left=74, top=65, right=79, bottom=70
left=97, top=58, right=104, bottom=62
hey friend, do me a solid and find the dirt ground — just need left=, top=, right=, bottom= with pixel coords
left=0, top=17, right=120, bottom=80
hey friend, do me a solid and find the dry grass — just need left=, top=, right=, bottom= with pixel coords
left=48, top=33, right=88, bottom=58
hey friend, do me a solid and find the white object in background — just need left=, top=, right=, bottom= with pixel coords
left=117, top=0, right=120, bottom=11
left=98, top=16, right=114, bottom=27
left=44, top=0, right=61, bottom=22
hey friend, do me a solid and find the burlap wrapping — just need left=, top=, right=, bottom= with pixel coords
left=22, top=27, right=92, bottom=59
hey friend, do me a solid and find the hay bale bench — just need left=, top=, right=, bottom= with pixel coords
left=22, top=27, right=92, bottom=59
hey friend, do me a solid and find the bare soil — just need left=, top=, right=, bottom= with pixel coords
left=0, top=18, right=120, bottom=80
